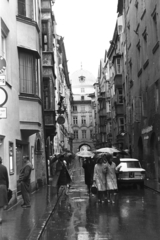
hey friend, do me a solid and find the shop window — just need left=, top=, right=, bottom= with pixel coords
left=31, top=146, right=34, bottom=169
left=9, top=142, right=14, bottom=175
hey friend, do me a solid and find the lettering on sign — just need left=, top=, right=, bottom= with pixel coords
left=141, top=126, right=153, bottom=135
left=0, top=76, right=5, bottom=86
left=0, top=107, right=7, bottom=118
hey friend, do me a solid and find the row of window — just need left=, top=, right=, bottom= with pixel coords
left=74, top=129, right=93, bottom=139
left=73, top=105, right=92, bottom=112
left=73, top=115, right=93, bottom=125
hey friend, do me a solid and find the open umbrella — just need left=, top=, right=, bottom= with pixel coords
left=76, top=151, right=94, bottom=158
left=95, top=147, right=120, bottom=154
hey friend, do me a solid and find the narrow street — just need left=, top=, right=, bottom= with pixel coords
left=40, top=159, right=160, bottom=240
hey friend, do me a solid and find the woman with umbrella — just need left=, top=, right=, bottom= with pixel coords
left=104, top=153, right=121, bottom=203
left=93, top=155, right=106, bottom=203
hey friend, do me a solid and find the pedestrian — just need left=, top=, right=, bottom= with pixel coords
left=82, top=157, right=95, bottom=195
left=104, top=153, right=121, bottom=203
left=18, top=156, right=32, bottom=208
left=56, top=153, right=71, bottom=195
left=50, top=154, right=58, bottom=177
left=0, top=156, right=9, bottom=223
left=93, top=156, right=106, bottom=203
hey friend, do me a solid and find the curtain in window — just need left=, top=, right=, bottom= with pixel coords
left=19, top=51, right=36, bottom=94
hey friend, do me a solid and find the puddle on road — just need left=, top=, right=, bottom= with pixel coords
left=71, top=196, right=89, bottom=202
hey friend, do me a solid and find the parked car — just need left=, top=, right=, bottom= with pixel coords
left=116, top=158, right=146, bottom=188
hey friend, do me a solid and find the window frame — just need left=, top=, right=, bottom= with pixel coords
left=74, top=130, right=78, bottom=139
left=73, top=116, right=78, bottom=125
left=82, top=129, right=86, bottom=139
left=19, top=49, right=39, bottom=95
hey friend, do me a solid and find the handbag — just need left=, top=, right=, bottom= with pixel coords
left=8, top=189, right=12, bottom=203
left=91, top=183, right=97, bottom=195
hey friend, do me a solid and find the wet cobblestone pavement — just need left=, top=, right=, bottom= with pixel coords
left=40, top=160, right=160, bottom=240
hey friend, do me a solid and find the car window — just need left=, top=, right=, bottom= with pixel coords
left=121, top=161, right=141, bottom=168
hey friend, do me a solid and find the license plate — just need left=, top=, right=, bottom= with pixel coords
left=129, top=172, right=134, bottom=178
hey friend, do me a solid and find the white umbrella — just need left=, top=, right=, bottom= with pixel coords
left=76, top=151, right=94, bottom=158
left=95, top=147, right=120, bottom=154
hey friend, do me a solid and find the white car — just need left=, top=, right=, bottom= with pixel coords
left=116, top=158, right=146, bottom=188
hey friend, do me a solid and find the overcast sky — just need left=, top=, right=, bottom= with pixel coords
left=54, top=0, right=118, bottom=78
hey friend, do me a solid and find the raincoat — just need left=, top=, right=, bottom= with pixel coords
left=93, top=163, right=106, bottom=191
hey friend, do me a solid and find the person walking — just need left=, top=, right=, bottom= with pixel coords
left=19, top=156, right=32, bottom=208
left=56, top=153, right=71, bottom=195
left=104, top=154, right=121, bottom=203
left=93, top=156, right=106, bottom=203
left=82, top=157, right=95, bottom=195
left=0, top=156, right=9, bottom=223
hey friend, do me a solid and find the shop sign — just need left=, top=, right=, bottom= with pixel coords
left=0, top=76, right=5, bottom=86
left=141, top=126, right=153, bottom=135
left=0, top=107, right=7, bottom=118
left=0, top=87, right=8, bottom=106
left=144, top=135, right=149, bottom=140
left=0, top=56, right=6, bottom=74
left=57, top=115, right=65, bottom=125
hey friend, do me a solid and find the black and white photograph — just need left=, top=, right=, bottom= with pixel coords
left=0, top=0, right=160, bottom=239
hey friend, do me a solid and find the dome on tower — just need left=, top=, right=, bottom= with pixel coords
left=70, top=69, right=96, bottom=86
left=70, top=69, right=96, bottom=95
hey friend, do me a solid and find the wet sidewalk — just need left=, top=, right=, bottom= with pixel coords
left=0, top=166, right=74, bottom=240
left=0, top=184, right=63, bottom=240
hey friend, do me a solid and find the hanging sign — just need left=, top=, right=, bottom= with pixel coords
left=0, top=87, right=8, bottom=106
left=57, top=115, right=65, bottom=125
left=0, top=56, right=6, bottom=74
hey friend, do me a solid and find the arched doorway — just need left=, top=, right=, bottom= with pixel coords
left=150, top=132, right=158, bottom=180
left=138, top=137, right=143, bottom=166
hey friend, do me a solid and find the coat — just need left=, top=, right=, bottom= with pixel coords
left=82, top=159, right=95, bottom=186
left=0, top=164, right=9, bottom=207
left=93, top=163, right=106, bottom=191
left=52, top=160, right=71, bottom=187
left=104, top=162, right=118, bottom=190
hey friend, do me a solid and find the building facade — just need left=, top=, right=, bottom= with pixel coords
left=54, top=35, right=73, bottom=154
left=71, top=69, right=95, bottom=153
left=121, top=0, right=160, bottom=182
left=0, top=0, right=46, bottom=203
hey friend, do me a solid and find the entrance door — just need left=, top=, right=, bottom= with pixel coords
left=16, top=142, right=29, bottom=193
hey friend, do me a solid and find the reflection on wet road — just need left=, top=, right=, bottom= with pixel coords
left=40, top=160, right=160, bottom=240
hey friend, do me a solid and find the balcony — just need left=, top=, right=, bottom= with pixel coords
left=114, top=74, right=122, bottom=89
left=19, top=95, right=42, bottom=136
left=44, top=110, right=56, bottom=138
left=106, top=112, right=111, bottom=119
left=115, top=104, right=124, bottom=115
